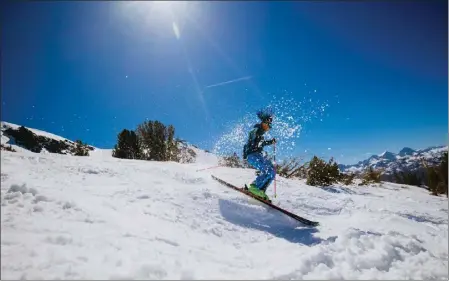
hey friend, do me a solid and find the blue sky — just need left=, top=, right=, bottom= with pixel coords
left=1, top=1, right=447, bottom=164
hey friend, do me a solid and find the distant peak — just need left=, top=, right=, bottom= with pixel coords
left=399, top=147, right=416, bottom=156
left=379, top=151, right=396, bottom=160
left=379, top=151, right=392, bottom=156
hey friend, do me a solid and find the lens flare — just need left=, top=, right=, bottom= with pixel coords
left=172, top=22, right=180, bottom=39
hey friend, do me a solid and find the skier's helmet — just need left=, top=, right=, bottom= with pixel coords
left=257, top=107, right=274, bottom=130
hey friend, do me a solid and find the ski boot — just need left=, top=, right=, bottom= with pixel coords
left=245, top=183, right=271, bottom=203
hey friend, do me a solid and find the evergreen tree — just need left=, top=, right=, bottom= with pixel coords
left=327, top=157, right=341, bottom=183
left=402, top=171, right=421, bottom=186
left=340, top=172, right=356, bottom=185
left=361, top=166, right=382, bottom=185
left=112, top=129, right=141, bottom=159
left=422, top=154, right=447, bottom=196
left=438, top=152, right=448, bottom=197
left=73, top=140, right=89, bottom=156
left=6, top=126, right=42, bottom=152
left=393, top=170, right=403, bottom=183
left=166, top=125, right=177, bottom=161
left=306, top=156, right=340, bottom=186
left=137, top=120, right=181, bottom=161
left=426, top=166, right=439, bottom=195
left=136, top=121, right=154, bottom=160
left=153, top=121, right=167, bottom=161
left=137, top=120, right=166, bottom=161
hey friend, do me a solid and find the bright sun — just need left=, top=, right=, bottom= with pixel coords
left=152, top=1, right=173, bottom=11
left=116, top=1, right=193, bottom=39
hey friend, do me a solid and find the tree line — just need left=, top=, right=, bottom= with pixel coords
left=391, top=152, right=448, bottom=196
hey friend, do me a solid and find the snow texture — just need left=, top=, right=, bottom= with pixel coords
left=1, top=147, right=447, bottom=279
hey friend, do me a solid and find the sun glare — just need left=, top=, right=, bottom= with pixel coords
left=153, top=1, right=173, bottom=11
left=172, top=22, right=180, bottom=39
left=113, top=1, right=208, bottom=116
left=116, top=1, right=194, bottom=39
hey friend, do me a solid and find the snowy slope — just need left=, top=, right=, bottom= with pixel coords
left=1, top=148, right=447, bottom=279
left=188, top=145, right=219, bottom=167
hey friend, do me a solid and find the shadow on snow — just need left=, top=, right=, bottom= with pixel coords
left=218, top=199, right=334, bottom=245
left=319, top=186, right=356, bottom=194
left=319, top=185, right=383, bottom=197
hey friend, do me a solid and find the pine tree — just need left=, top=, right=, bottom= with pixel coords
left=153, top=121, right=167, bottom=161
left=136, top=120, right=166, bottom=161
left=136, top=120, right=183, bottom=162
left=327, top=157, right=341, bottom=183
left=361, top=166, right=382, bottom=185
left=340, top=172, right=356, bottom=185
left=306, top=156, right=339, bottom=186
left=422, top=155, right=447, bottom=196
left=393, top=170, right=403, bottom=183
left=73, top=140, right=89, bottom=156
left=437, top=152, right=448, bottom=197
left=8, top=126, right=42, bottom=152
left=166, top=125, right=177, bottom=161
left=136, top=121, right=154, bottom=160
left=112, top=129, right=141, bottom=159
left=426, top=166, right=439, bottom=195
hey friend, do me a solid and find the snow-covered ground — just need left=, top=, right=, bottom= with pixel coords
left=1, top=147, right=448, bottom=279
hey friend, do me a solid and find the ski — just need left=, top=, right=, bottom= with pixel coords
left=211, top=175, right=319, bottom=227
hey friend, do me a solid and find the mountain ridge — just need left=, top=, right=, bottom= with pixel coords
left=339, top=145, right=448, bottom=176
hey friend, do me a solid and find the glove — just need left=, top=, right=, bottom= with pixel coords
left=262, top=138, right=276, bottom=146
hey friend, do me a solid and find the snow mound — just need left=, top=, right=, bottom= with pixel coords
left=88, top=148, right=113, bottom=159
left=189, top=146, right=219, bottom=167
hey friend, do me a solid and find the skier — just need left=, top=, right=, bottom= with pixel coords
left=242, top=109, right=276, bottom=201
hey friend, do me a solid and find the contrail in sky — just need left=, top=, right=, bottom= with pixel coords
left=204, top=75, right=252, bottom=89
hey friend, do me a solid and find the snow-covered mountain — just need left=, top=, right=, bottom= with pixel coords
left=1, top=122, right=447, bottom=279
left=1, top=121, right=95, bottom=155
left=339, top=146, right=448, bottom=176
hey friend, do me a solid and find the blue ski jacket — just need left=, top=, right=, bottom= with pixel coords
left=243, top=124, right=275, bottom=159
